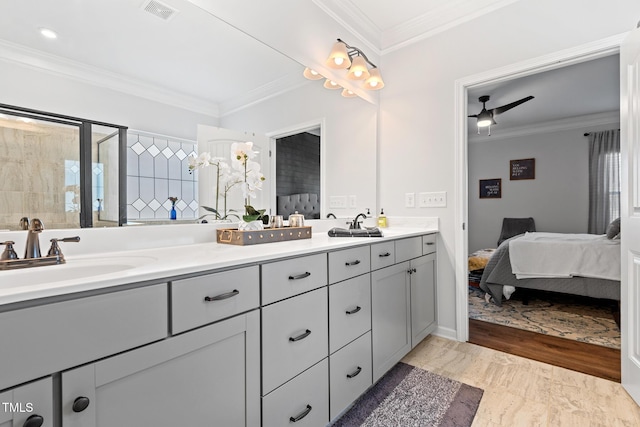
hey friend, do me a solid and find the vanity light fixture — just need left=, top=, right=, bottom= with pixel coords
left=39, top=28, right=58, bottom=39
left=303, top=67, right=323, bottom=80
left=303, top=38, right=385, bottom=96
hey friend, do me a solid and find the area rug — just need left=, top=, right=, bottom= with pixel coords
left=331, top=362, right=483, bottom=427
left=469, top=286, right=621, bottom=349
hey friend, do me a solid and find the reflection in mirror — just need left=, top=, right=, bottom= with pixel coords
left=0, top=104, right=126, bottom=230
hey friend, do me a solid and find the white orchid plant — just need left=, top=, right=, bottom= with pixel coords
left=188, top=141, right=266, bottom=223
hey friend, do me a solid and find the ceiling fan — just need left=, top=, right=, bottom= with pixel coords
left=469, top=95, right=534, bottom=135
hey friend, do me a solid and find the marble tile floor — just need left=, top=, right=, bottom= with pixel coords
left=401, top=335, right=640, bottom=426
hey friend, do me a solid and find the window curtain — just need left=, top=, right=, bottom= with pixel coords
left=588, top=129, right=620, bottom=234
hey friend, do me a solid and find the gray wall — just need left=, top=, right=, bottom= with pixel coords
left=276, top=132, right=321, bottom=199
left=468, top=123, right=619, bottom=252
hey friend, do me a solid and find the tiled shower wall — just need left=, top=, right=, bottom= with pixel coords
left=126, top=131, right=199, bottom=221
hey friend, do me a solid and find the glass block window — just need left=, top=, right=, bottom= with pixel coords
left=126, top=131, right=198, bottom=220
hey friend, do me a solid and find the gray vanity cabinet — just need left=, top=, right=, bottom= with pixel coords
left=371, top=261, right=412, bottom=382
left=61, top=310, right=260, bottom=427
left=0, top=377, right=53, bottom=427
left=410, top=253, right=437, bottom=348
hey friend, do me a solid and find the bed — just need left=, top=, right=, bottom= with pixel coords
left=479, top=231, right=621, bottom=306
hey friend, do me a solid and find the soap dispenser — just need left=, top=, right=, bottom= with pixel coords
left=377, top=209, right=387, bottom=228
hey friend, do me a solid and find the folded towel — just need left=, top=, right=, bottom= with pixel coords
left=328, top=227, right=384, bottom=237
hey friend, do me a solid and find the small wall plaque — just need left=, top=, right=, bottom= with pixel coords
left=479, top=178, right=502, bottom=199
left=510, top=158, right=535, bottom=180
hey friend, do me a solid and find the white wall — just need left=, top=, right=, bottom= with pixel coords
left=219, top=82, right=378, bottom=219
left=377, top=0, right=640, bottom=334
left=0, top=61, right=218, bottom=140
left=468, top=122, right=619, bottom=252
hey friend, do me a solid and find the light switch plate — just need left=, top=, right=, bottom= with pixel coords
left=418, top=191, right=447, bottom=207
left=329, top=196, right=347, bottom=208
left=349, top=195, right=357, bottom=208
left=405, top=192, right=415, bottom=208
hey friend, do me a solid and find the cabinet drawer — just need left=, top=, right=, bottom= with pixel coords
left=262, top=287, right=328, bottom=394
left=423, top=233, right=437, bottom=255
left=0, top=284, right=167, bottom=391
left=329, top=273, right=371, bottom=354
left=262, top=253, right=327, bottom=305
left=395, top=236, right=422, bottom=263
left=370, top=241, right=395, bottom=271
left=262, top=359, right=329, bottom=427
left=328, top=246, right=371, bottom=284
left=329, top=332, right=372, bottom=421
left=171, top=266, right=259, bottom=334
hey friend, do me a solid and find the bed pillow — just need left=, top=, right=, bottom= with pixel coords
left=606, top=217, right=621, bottom=239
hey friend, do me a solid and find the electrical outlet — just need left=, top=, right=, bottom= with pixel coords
left=405, top=192, right=415, bottom=208
left=349, top=195, right=357, bottom=208
left=329, top=196, right=347, bottom=208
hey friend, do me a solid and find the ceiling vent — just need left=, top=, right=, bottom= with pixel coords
left=142, top=0, right=178, bottom=21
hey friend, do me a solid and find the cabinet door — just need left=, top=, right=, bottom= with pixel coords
left=0, top=377, right=53, bottom=427
left=410, top=253, right=437, bottom=348
left=62, top=310, right=260, bottom=427
left=371, top=262, right=411, bottom=382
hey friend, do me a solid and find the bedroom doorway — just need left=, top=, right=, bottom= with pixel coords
left=454, top=36, right=624, bottom=380
left=267, top=120, right=325, bottom=219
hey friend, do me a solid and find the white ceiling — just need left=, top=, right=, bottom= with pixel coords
left=0, top=0, right=620, bottom=126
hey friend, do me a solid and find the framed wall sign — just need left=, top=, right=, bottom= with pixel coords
left=510, top=158, right=535, bottom=180
left=479, top=178, right=502, bottom=199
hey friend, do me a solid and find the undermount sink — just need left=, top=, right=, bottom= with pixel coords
left=0, top=255, right=158, bottom=289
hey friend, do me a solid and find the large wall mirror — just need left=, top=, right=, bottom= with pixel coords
left=0, top=0, right=378, bottom=229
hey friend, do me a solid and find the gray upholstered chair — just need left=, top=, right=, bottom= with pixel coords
left=497, top=217, right=536, bottom=247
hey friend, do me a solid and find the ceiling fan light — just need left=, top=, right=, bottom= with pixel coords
left=476, top=110, right=494, bottom=127
left=326, top=41, right=351, bottom=69
left=323, top=78, right=341, bottom=90
left=341, top=88, right=357, bottom=98
left=303, top=67, right=323, bottom=80
left=346, top=56, right=370, bottom=80
left=364, top=68, right=384, bottom=90
left=477, top=118, right=492, bottom=127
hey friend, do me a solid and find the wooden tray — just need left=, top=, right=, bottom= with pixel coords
left=216, top=226, right=312, bottom=245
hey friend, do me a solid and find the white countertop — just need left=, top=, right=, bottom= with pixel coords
left=0, top=219, right=438, bottom=307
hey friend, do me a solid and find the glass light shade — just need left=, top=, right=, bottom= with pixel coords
left=476, top=110, right=494, bottom=127
left=363, top=68, right=384, bottom=90
left=303, top=67, right=323, bottom=80
left=341, top=88, right=357, bottom=98
left=346, top=56, right=370, bottom=80
left=323, top=79, right=341, bottom=90
left=326, top=42, right=351, bottom=69
left=476, top=119, right=492, bottom=127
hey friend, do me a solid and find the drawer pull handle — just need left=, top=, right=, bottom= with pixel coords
left=289, top=404, right=312, bottom=423
left=346, top=306, right=361, bottom=315
left=289, top=329, right=312, bottom=342
left=347, top=366, right=362, bottom=379
left=72, top=396, right=90, bottom=413
left=23, top=414, right=44, bottom=427
left=204, top=289, right=239, bottom=302
left=407, top=268, right=417, bottom=275
left=345, top=260, right=361, bottom=266
left=379, top=252, right=391, bottom=257
left=288, top=272, right=311, bottom=280
left=425, top=242, right=435, bottom=245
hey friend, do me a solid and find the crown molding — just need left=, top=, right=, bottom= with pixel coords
left=314, top=0, right=521, bottom=55
left=468, top=110, right=620, bottom=143
left=0, top=40, right=221, bottom=117
left=219, top=73, right=312, bottom=117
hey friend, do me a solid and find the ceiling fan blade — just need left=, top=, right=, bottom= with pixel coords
left=468, top=114, right=479, bottom=118
left=491, top=95, right=534, bottom=115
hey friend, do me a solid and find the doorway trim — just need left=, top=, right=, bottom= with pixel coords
left=266, top=118, right=326, bottom=218
left=453, top=33, right=626, bottom=342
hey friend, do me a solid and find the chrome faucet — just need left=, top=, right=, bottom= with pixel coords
left=24, top=218, right=44, bottom=259
left=350, top=213, right=368, bottom=230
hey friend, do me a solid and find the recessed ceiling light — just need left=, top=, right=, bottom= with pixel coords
left=39, top=28, right=58, bottom=39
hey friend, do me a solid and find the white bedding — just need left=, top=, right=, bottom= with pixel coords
left=509, top=232, right=621, bottom=281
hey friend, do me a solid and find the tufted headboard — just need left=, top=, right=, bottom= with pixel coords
left=277, top=193, right=320, bottom=219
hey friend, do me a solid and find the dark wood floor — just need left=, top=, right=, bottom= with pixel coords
left=468, top=319, right=621, bottom=382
